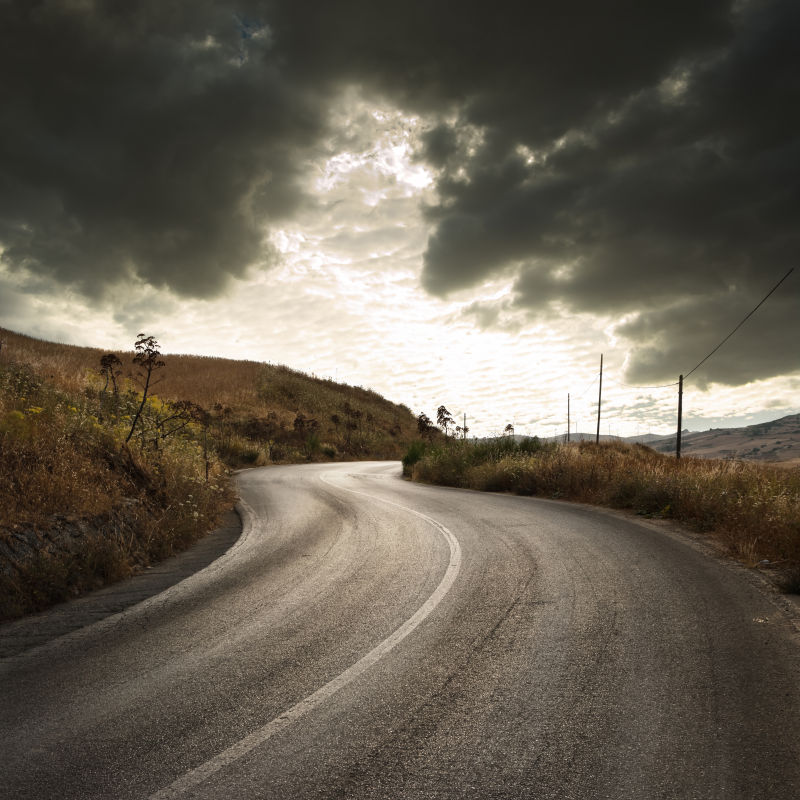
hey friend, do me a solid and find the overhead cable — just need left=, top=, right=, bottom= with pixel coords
left=684, top=267, right=794, bottom=380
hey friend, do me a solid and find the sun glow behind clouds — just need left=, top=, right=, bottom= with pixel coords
left=253, top=96, right=618, bottom=433
left=315, top=101, right=434, bottom=197
left=4, top=87, right=798, bottom=438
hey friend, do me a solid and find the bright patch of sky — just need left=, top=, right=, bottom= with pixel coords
left=3, top=91, right=797, bottom=438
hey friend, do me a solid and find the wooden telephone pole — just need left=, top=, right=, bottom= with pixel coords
left=595, top=354, right=603, bottom=444
left=676, top=375, right=683, bottom=459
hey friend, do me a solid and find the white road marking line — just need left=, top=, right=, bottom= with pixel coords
left=150, top=471, right=462, bottom=799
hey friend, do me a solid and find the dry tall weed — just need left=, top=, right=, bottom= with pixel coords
left=0, top=358, right=234, bottom=619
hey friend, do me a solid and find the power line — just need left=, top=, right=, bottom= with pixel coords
left=605, top=374, right=679, bottom=390
left=684, top=267, right=794, bottom=380
left=575, top=373, right=599, bottom=398
left=547, top=268, right=793, bottom=443
left=601, top=267, right=793, bottom=393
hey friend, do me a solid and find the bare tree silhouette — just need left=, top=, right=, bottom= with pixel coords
left=99, top=353, right=122, bottom=395
left=417, top=412, right=434, bottom=438
left=125, top=334, right=165, bottom=444
left=437, top=405, right=454, bottom=437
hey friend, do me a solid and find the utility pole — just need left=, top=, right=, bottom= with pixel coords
left=595, top=354, right=603, bottom=444
left=463, top=412, right=467, bottom=440
left=676, top=374, right=683, bottom=459
left=567, top=393, right=570, bottom=443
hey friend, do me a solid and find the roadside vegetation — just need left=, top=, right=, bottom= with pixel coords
left=0, top=354, right=234, bottom=620
left=0, top=326, right=419, bottom=620
left=406, top=435, right=800, bottom=591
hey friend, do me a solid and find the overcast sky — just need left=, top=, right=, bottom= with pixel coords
left=1, top=0, right=798, bottom=437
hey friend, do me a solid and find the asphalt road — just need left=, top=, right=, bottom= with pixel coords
left=2, top=461, right=799, bottom=799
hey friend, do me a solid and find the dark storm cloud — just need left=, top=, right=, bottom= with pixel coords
left=0, top=0, right=326, bottom=297
left=2, top=0, right=797, bottom=386
left=419, top=125, right=459, bottom=170
left=616, top=288, right=799, bottom=389
left=406, top=0, right=800, bottom=385
left=267, top=0, right=799, bottom=385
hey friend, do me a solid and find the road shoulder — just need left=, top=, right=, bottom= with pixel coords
left=0, top=508, right=241, bottom=659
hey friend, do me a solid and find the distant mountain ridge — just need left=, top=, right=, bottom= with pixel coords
left=542, top=414, right=800, bottom=464
left=646, top=413, right=800, bottom=463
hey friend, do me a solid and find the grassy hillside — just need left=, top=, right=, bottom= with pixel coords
left=0, top=326, right=420, bottom=620
left=0, top=326, right=420, bottom=464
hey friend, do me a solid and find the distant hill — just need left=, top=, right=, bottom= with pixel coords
left=646, top=414, right=800, bottom=464
left=537, top=415, right=800, bottom=464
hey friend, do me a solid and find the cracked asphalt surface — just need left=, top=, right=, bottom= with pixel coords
left=2, top=461, right=799, bottom=798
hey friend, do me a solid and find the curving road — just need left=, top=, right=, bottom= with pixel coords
left=2, top=461, right=799, bottom=799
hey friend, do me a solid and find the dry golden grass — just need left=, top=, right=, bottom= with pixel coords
left=0, top=351, right=234, bottom=619
left=0, top=326, right=419, bottom=463
left=412, top=438, right=800, bottom=587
